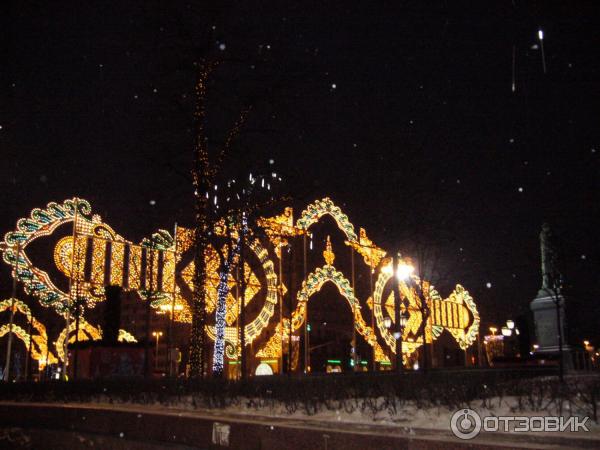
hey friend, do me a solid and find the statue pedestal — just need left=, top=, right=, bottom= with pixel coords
left=530, top=289, right=572, bottom=367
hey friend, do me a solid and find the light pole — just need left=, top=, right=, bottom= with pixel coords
left=389, top=254, right=413, bottom=374
left=4, top=242, right=21, bottom=382
left=152, top=331, right=163, bottom=371
left=384, top=311, right=408, bottom=373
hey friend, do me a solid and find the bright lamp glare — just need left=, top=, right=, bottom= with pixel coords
left=506, top=320, right=515, bottom=330
left=538, top=29, right=544, bottom=40
left=396, top=263, right=414, bottom=281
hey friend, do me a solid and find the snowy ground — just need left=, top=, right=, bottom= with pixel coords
left=86, top=392, right=600, bottom=438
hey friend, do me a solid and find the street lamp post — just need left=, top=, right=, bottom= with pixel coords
left=391, top=254, right=413, bottom=374
left=152, top=331, right=163, bottom=371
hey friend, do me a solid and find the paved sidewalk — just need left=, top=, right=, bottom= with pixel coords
left=0, top=402, right=597, bottom=449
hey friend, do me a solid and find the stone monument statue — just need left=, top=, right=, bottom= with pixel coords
left=530, top=223, right=571, bottom=362
left=540, top=223, right=561, bottom=292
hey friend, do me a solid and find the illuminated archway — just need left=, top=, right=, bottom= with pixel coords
left=54, top=320, right=138, bottom=362
left=0, top=298, right=57, bottom=368
left=288, top=264, right=388, bottom=363
left=372, top=260, right=480, bottom=356
left=0, top=198, right=93, bottom=313
left=176, top=238, right=279, bottom=354
left=296, top=198, right=358, bottom=242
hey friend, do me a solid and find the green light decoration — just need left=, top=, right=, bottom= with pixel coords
left=0, top=196, right=480, bottom=374
left=296, top=197, right=358, bottom=242
left=0, top=198, right=93, bottom=314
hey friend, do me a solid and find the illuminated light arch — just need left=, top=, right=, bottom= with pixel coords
left=372, top=262, right=480, bottom=355
left=372, top=268, right=428, bottom=358
left=442, top=285, right=480, bottom=350
left=55, top=320, right=102, bottom=362
left=1, top=199, right=281, bottom=354
left=0, top=198, right=93, bottom=314
left=157, top=235, right=279, bottom=353
left=54, top=320, right=138, bottom=362
left=1, top=197, right=480, bottom=367
left=0, top=324, right=58, bottom=369
left=204, top=238, right=279, bottom=350
left=281, top=264, right=389, bottom=363
left=0, top=298, right=57, bottom=368
left=296, top=198, right=358, bottom=242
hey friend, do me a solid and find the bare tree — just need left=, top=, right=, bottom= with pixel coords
left=188, top=62, right=286, bottom=378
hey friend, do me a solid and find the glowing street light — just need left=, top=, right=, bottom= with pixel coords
left=396, top=260, right=414, bottom=281
left=506, top=320, right=515, bottom=330
left=501, top=326, right=512, bottom=337
left=152, top=331, right=163, bottom=370
left=489, top=326, right=497, bottom=336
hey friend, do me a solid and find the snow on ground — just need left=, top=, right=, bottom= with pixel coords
left=90, top=393, right=600, bottom=435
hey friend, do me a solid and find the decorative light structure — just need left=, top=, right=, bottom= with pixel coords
left=0, top=196, right=480, bottom=374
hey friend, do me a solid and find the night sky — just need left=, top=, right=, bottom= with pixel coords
left=2, top=2, right=600, bottom=341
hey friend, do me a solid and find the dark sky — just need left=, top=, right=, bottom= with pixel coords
left=2, top=1, right=599, bottom=341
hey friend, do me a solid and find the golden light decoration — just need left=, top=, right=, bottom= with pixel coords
left=2, top=196, right=480, bottom=370
left=296, top=197, right=358, bottom=241
left=177, top=236, right=279, bottom=349
left=0, top=298, right=58, bottom=369
left=373, top=263, right=479, bottom=354
left=286, top=263, right=389, bottom=363
left=257, top=207, right=305, bottom=258
left=323, top=235, right=335, bottom=265
left=345, top=228, right=386, bottom=268
left=54, top=320, right=137, bottom=362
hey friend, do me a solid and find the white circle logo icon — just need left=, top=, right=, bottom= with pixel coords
left=450, top=408, right=482, bottom=440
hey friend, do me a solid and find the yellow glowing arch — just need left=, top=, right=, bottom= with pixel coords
left=54, top=321, right=138, bottom=361
left=0, top=298, right=57, bottom=368
left=275, top=263, right=389, bottom=363
left=372, top=261, right=480, bottom=353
